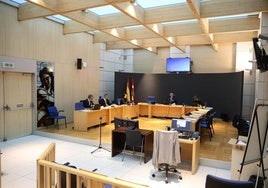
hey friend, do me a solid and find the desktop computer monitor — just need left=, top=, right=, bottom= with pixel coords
left=127, top=119, right=139, bottom=129
left=171, top=119, right=191, bottom=132
left=147, top=96, right=156, bottom=104
left=114, top=117, right=127, bottom=128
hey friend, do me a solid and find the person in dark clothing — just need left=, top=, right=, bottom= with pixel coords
left=168, top=92, right=177, bottom=105
left=99, top=93, right=111, bottom=107
left=83, top=94, right=94, bottom=108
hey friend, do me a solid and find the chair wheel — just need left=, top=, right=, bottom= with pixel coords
left=152, top=174, right=155, bottom=177
left=179, top=176, right=182, bottom=180
left=165, top=180, right=168, bottom=183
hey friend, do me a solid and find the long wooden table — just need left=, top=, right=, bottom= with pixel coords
left=73, top=105, right=139, bottom=131
left=73, top=103, right=208, bottom=131
left=111, top=127, right=154, bottom=163
left=138, top=103, right=198, bottom=118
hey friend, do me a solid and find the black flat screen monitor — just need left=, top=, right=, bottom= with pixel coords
left=114, top=117, right=127, bottom=129
left=171, top=119, right=191, bottom=132
left=127, top=119, right=139, bottom=129
left=114, top=117, right=139, bottom=130
left=147, top=96, right=156, bottom=104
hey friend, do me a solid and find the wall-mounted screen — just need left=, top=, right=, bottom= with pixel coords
left=166, top=57, right=191, bottom=73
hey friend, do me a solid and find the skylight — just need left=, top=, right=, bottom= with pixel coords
left=88, top=5, right=120, bottom=15
left=137, top=0, right=187, bottom=8
left=46, top=15, right=70, bottom=24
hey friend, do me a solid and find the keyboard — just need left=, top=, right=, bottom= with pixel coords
left=178, top=135, right=190, bottom=139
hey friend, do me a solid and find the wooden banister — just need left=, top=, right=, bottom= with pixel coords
left=37, top=143, right=149, bottom=188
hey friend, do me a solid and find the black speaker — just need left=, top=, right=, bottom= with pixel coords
left=77, top=58, right=82, bottom=69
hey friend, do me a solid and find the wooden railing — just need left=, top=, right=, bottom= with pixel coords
left=37, top=143, right=149, bottom=188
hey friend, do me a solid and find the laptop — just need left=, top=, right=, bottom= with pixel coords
left=92, top=104, right=101, bottom=110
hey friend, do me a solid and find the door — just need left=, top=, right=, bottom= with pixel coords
left=1, top=72, right=33, bottom=140
left=0, top=72, right=4, bottom=140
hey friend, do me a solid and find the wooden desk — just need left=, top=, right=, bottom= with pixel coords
left=74, top=109, right=110, bottom=131
left=138, top=103, right=198, bottom=118
left=73, top=105, right=139, bottom=131
left=111, top=128, right=154, bottom=163
left=179, top=137, right=200, bottom=174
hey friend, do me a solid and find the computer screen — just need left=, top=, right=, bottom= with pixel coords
left=166, top=57, right=191, bottom=73
left=114, top=117, right=139, bottom=129
left=114, top=117, right=127, bottom=128
left=147, top=96, right=156, bottom=104
left=171, top=119, right=191, bottom=132
left=127, top=119, right=139, bottom=129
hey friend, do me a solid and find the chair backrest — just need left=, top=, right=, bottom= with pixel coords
left=125, top=129, right=143, bottom=147
left=75, top=102, right=84, bottom=110
left=47, top=106, right=58, bottom=118
left=205, top=174, right=254, bottom=188
left=200, top=115, right=213, bottom=127
left=152, top=130, right=180, bottom=166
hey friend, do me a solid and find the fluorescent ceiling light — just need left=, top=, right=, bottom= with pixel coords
left=124, top=25, right=143, bottom=29
left=163, top=19, right=198, bottom=26
left=208, top=13, right=258, bottom=21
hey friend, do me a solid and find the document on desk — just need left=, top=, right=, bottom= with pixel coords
left=81, top=109, right=91, bottom=112
left=182, top=116, right=196, bottom=121
left=236, top=140, right=246, bottom=146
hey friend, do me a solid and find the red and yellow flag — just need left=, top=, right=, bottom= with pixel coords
left=126, top=78, right=130, bottom=102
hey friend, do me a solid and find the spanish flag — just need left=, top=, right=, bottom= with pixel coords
left=126, top=78, right=131, bottom=102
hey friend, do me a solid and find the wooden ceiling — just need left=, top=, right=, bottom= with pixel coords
left=17, top=0, right=268, bottom=53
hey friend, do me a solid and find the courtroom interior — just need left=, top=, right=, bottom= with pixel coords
left=0, top=0, right=268, bottom=188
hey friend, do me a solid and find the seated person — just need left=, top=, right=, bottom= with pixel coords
left=83, top=94, right=94, bottom=108
left=192, top=95, right=203, bottom=106
left=168, top=92, right=177, bottom=105
left=99, top=93, right=111, bottom=107
left=120, top=93, right=129, bottom=105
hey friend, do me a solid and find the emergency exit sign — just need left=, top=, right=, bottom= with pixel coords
left=2, top=62, right=15, bottom=68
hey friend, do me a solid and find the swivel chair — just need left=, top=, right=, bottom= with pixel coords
left=122, top=129, right=144, bottom=164
left=47, top=106, right=67, bottom=129
left=205, top=174, right=254, bottom=188
left=152, top=130, right=182, bottom=183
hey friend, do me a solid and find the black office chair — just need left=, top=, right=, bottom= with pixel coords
left=205, top=174, right=254, bottom=188
left=152, top=130, right=182, bottom=183
left=122, top=129, right=144, bottom=164
left=47, top=106, right=67, bottom=129
left=232, top=114, right=250, bottom=137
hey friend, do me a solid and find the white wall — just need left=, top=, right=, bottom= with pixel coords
left=134, top=43, right=236, bottom=74
left=236, top=42, right=256, bottom=119
left=98, top=43, right=134, bottom=101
